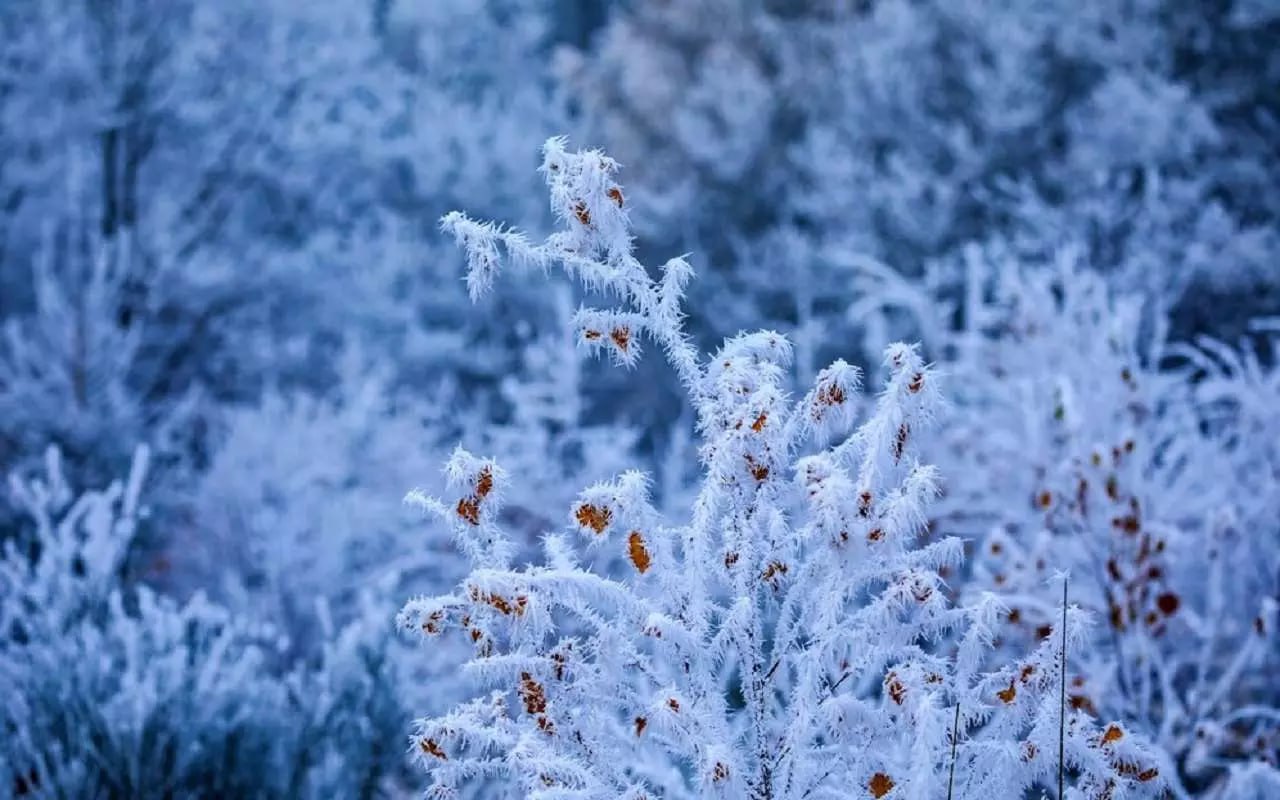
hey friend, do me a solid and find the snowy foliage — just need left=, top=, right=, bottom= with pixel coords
left=0, top=446, right=417, bottom=798
left=848, top=244, right=1280, bottom=796
left=400, top=139, right=1169, bottom=800
left=558, top=0, right=1280, bottom=376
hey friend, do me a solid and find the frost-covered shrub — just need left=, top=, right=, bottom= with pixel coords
left=0, top=447, right=417, bottom=798
left=851, top=246, right=1280, bottom=796
left=397, top=138, right=1168, bottom=799
left=0, top=0, right=568, bottom=505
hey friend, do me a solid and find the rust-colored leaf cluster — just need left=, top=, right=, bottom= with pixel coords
left=891, top=423, right=909, bottom=462
left=868, top=772, right=895, bottom=798
left=745, top=454, right=769, bottom=482
left=1117, top=762, right=1159, bottom=782
left=520, top=672, right=547, bottom=714
left=469, top=586, right=528, bottom=617
left=455, top=466, right=495, bottom=526
left=885, top=672, right=906, bottom=705
left=419, top=737, right=447, bottom=761
left=575, top=502, right=613, bottom=534
left=610, top=326, right=630, bottom=353
left=761, top=560, right=788, bottom=583
left=819, top=382, right=846, bottom=406
left=811, top=376, right=848, bottom=423
left=551, top=648, right=569, bottom=680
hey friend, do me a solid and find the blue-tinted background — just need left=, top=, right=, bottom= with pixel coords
left=1, top=1, right=1276, bottom=797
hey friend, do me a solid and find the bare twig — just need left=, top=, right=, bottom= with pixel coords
left=947, top=702, right=961, bottom=800
left=1059, top=577, right=1068, bottom=800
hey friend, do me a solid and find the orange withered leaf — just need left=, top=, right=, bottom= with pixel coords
left=475, top=466, right=494, bottom=499
left=868, top=772, right=895, bottom=798
left=750, top=412, right=768, bottom=432
left=997, top=679, right=1017, bottom=704
left=610, top=327, right=630, bottom=353
left=457, top=497, right=481, bottom=526
left=573, top=201, right=590, bottom=225
left=607, top=186, right=624, bottom=207
left=1101, top=724, right=1124, bottom=745
left=628, top=530, right=652, bottom=574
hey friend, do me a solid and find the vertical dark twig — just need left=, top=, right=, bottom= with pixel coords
left=947, top=701, right=961, bottom=800
left=1058, top=577, right=1068, bottom=800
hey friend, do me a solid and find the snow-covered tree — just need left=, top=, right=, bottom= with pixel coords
left=557, top=0, right=1280, bottom=377
left=398, top=138, right=1167, bottom=799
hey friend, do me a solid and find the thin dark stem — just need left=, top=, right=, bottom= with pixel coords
left=1059, top=578, right=1068, bottom=800
left=947, top=702, right=961, bottom=800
